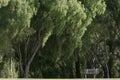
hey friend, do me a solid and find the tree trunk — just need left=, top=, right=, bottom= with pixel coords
left=75, top=57, right=81, bottom=78
left=106, top=64, right=110, bottom=78
left=103, top=65, right=107, bottom=78
left=108, top=56, right=113, bottom=78
left=107, top=40, right=114, bottom=78
left=19, top=62, right=30, bottom=78
left=105, top=64, right=110, bottom=78
left=108, top=44, right=114, bottom=78
left=23, top=64, right=30, bottom=78
left=19, top=40, right=41, bottom=78
left=102, top=64, right=110, bottom=78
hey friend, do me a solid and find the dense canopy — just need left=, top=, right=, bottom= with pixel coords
left=0, top=0, right=119, bottom=78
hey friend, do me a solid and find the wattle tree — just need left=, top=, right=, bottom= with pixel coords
left=0, top=0, right=106, bottom=78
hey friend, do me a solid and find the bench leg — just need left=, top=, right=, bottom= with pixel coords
left=85, top=74, right=87, bottom=78
left=94, top=74, right=96, bottom=78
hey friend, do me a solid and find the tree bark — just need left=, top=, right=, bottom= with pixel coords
left=108, top=44, right=114, bottom=78
left=19, top=27, right=42, bottom=78
left=22, top=63, right=30, bottom=78
left=103, top=65, right=107, bottom=78
left=108, top=56, right=113, bottom=78
left=106, top=64, right=109, bottom=78
left=16, top=43, right=24, bottom=78
left=75, top=57, right=81, bottom=78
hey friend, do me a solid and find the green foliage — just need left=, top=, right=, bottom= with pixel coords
left=0, top=0, right=39, bottom=78
left=29, top=0, right=106, bottom=78
left=0, top=0, right=39, bottom=42
left=0, top=58, right=18, bottom=78
left=0, top=0, right=10, bottom=8
left=81, top=0, right=120, bottom=78
left=2, top=0, right=120, bottom=78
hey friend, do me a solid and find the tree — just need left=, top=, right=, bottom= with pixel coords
left=81, top=0, right=120, bottom=78
left=0, top=0, right=39, bottom=77
left=0, top=0, right=106, bottom=78
left=29, top=0, right=106, bottom=78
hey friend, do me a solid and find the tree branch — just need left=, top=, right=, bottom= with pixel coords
left=27, top=27, right=42, bottom=66
left=24, top=38, right=30, bottom=65
left=17, top=43, right=24, bottom=76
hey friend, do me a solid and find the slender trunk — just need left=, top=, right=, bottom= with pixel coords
left=75, top=57, right=81, bottom=78
left=106, top=64, right=109, bottom=78
left=103, top=65, right=107, bottom=78
left=60, top=66, right=66, bottom=78
left=10, top=57, right=13, bottom=78
left=108, top=45, right=114, bottom=78
left=108, top=56, right=113, bottom=78
left=24, top=38, right=30, bottom=67
left=16, top=44, right=24, bottom=78
left=22, top=40, right=41, bottom=78
left=23, top=64, right=30, bottom=78
left=103, top=63, right=110, bottom=78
